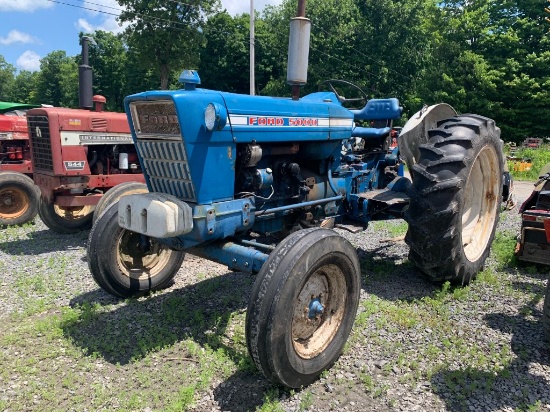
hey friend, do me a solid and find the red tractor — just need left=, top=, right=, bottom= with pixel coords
left=0, top=101, right=41, bottom=226
left=514, top=164, right=550, bottom=341
left=25, top=36, right=145, bottom=233
left=516, top=165, right=550, bottom=266
left=26, top=97, right=144, bottom=233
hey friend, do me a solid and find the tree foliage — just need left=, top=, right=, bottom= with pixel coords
left=117, top=0, right=221, bottom=89
left=34, top=51, right=78, bottom=107
left=0, top=56, right=16, bottom=101
left=81, top=31, right=128, bottom=112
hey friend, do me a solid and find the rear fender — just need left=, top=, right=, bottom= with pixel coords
left=398, top=103, right=457, bottom=172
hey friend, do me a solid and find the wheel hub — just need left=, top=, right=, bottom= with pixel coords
left=53, top=204, right=94, bottom=221
left=116, top=230, right=173, bottom=280
left=291, top=264, right=347, bottom=359
left=0, top=187, right=29, bottom=218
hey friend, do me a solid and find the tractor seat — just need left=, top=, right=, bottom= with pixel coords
left=350, top=98, right=402, bottom=140
left=351, top=126, right=391, bottom=139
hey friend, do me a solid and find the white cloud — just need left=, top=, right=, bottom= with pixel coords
left=0, top=29, right=36, bottom=45
left=221, top=0, right=284, bottom=16
left=16, top=50, right=41, bottom=72
left=0, top=0, right=52, bottom=12
left=76, top=18, right=95, bottom=34
left=77, top=0, right=126, bottom=34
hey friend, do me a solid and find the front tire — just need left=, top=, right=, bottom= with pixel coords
left=92, top=181, right=148, bottom=224
left=246, top=228, right=361, bottom=388
left=0, top=172, right=40, bottom=226
left=38, top=198, right=95, bottom=233
left=404, top=114, right=503, bottom=284
left=87, top=202, right=185, bottom=298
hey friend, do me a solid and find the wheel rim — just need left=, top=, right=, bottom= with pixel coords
left=462, top=145, right=500, bottom=262
left=291, top=263, right=347, bottom=359
left=116, top=229, right=174, bottom=280
left=0, top=187, right=29, bottom=219
left=53, top=204, right=94, bottom=221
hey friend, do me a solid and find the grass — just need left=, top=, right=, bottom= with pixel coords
left=0, top=215, right=548, bottom=411
left=369, top=219, right=408, bottom=238
left=507, top=144, right=550, bottom=181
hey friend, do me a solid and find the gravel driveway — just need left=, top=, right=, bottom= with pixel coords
left=0, top=185, right=548, bottom=411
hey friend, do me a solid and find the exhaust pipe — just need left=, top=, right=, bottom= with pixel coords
left=79, top=36, right=96, bottom=110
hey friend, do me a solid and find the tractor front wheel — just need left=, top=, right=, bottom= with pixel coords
left=405, top=114, right=503, bottom=284
left=87, top=202, right=185, bottom=297
left=38, top=198, right=94, bottom=233
left=246, top=228, right=361, bottom=388
left=0, top=172, right=40, bottom=226
left=92, top=181, right=148, bottom=224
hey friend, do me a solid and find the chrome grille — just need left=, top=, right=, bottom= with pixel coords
left=136, top=139, right=196, bottom=201
left=27, top=115, right=53, bottom=171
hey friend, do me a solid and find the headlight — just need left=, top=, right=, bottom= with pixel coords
left=204, top=103, right=227, bottom=132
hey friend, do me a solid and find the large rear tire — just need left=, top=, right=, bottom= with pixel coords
left=404, top=114, right=503, bottom=284
left=38, top=198, right=94, bottom=233
left=246, top=228, right=361, bottom=388
left=0, top=172, right=40, bottom=226
left=87, top=202, right=185, bottom=298
left=92, top=182, right=148, bottom=224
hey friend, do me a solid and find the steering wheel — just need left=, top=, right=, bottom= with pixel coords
left=324, top=79, right=369, bottom=108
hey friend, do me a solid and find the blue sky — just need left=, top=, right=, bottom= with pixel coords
left=0, top=0, right=284, bottom=72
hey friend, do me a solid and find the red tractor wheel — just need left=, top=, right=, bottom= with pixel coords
left=0, top=172, right=40, bottom=226
left=38, top=198, right=95, bottom=233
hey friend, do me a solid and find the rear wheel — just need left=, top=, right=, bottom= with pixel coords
left=92, top=182, right=148, bottom=224
left=87, top=202, right=185, bottom=297
left=0, top=172, right=40, bottom=226
left=246, top=228, right=361, bottom=388
left=404, top=114, right=503, bottom=284
left=38, top=198, right=94, bottom=233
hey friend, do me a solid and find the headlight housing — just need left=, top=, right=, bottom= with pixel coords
left=204, top=102, right=227, bottom=132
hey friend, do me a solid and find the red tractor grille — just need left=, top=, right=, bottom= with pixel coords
left=27, top=115, right=54, bottom=172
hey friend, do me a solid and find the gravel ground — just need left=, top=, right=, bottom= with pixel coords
left=0, top=185, right=549, bottom=411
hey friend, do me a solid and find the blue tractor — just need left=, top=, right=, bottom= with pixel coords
left=87, top=9, right=504, bottom=389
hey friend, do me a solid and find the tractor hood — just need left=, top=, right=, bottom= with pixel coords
left=125, top=88, right=354, bottom=204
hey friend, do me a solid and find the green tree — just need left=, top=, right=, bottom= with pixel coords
left=419, top=0, right=550, bottom=143
left=118, top=0, right=221, bottom=89
left=80, top=31, right=128, bottom=112
left=481, top=0, right=550, bottom=142
left=260, top=0, right=436, bottom=113
left=123, top=44, right=159, bottom=96
left=417, top=1, right=498, bottom=117
left=198, top=11, right=282, bottom=94
left=199, top=12, right=251, bottom=93
left=0, top=56, right=16, bottom=101
left=34, top=51, right=78, bottom=107
left=10, top=70, right=40, bottom=104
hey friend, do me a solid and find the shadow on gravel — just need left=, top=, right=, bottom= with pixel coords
left=212, top=372, right=275, bottom=412
left=0, top=229, right=88, bottom=254
left=355, top=243, right=439, bottom=301
left=431, top=299, right=550, bottom=411
left=64, top=269, right=271, bottom=411
left=62, top=240, right=454, bottom=412
left=69, top=289, right=123, bottom=307
left=64, top=270, right=253, bottom=365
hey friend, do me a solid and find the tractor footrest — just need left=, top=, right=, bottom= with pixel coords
left=358, top=189, right=410, bottom=205
left=335, top=222, right=365, bottom=233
